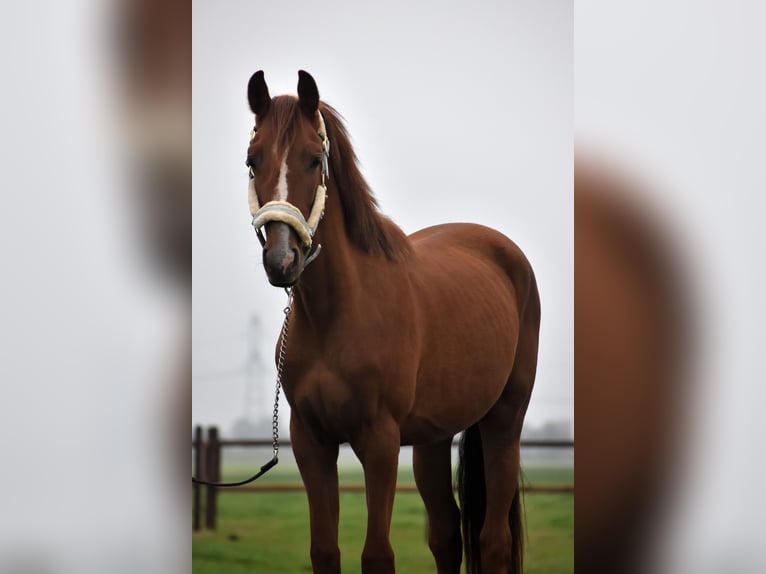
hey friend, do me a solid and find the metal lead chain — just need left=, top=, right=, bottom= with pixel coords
left=272, top=287, right=294, bottom=458
left=191, top=287, right=293, bottom=487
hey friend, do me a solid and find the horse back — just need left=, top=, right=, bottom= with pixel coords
left=409, top=222, right=536, bottom=311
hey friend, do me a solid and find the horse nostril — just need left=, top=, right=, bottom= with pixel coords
left=260, top=223, right=303, bottom=286
left=280, top=248, right=297, bottom=273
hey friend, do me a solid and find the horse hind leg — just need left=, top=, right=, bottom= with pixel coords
left=456, top=410, right=523, bottom=574
left=474, top=306, right=539, bottom=573
left=413, top=438, right=462, bottom=574
left=477, top=417, right=523, bottom=574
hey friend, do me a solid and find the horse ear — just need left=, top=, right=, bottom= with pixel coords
left=247, top=70, right=271, bottom=117
left=297, top=70, right=320, bottom=116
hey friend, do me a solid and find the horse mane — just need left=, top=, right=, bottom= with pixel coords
left=266, top=96, right=411, bottom=261
left=319, top=103, right=411, bottom=261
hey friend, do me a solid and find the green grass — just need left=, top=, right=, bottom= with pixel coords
left=193, top=465, right=573, bottom=574
left=215, top=463, right=571, bottom=487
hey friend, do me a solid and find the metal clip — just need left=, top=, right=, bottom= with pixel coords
left=321, top=136, right=330, bottom=180
left=321, top=151, right=329, bottom=180
left=304, top=243, right=322, bottom=268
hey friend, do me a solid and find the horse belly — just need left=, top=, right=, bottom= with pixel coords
left=403, top=360, right=517, bottom=444
left=404, top=291, right=520, bottom=443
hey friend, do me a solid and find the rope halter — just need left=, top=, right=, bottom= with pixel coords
left=247, top=112, right=330, bottom=267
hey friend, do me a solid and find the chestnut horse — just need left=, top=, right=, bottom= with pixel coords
left=245, top=70, right=540, bottom=574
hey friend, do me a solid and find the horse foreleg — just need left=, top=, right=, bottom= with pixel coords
left=413, top=438, right=462, bottom=574
left=291, top=416, right=341, bottom=574
left=351, top=417, right=400, bottom=574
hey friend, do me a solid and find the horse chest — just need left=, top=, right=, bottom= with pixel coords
left=284, top=362, right=374, bottom=440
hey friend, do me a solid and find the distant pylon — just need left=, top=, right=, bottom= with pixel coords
left=244, top=314, right=264, bottom=419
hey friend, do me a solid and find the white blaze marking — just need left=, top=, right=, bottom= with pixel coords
left=275, top=150, right=289, bottom=201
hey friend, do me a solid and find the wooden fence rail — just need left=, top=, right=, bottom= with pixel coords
left=192, top=425, right=574, bottom=531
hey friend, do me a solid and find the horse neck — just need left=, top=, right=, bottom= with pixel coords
left=292, top=186, right=362, bottom=327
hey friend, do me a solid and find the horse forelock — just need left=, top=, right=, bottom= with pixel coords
left=265, top=96, right=301, bottom=155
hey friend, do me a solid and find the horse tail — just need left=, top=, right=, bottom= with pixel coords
left=457, top=425, right=524, bottom=574
left=458, top=424, right=485, bottom=574
left=510, top=475, right=524, bottom=574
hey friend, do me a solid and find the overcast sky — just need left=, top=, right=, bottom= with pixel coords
left=192, top=0, right=573, bottom=435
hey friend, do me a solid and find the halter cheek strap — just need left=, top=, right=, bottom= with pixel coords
left=248, top=112, right=330, bottom=268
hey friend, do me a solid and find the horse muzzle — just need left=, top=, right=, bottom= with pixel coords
left=251, top=188, right=326, bottom=287
left=262, top=222, right=304, bottom=287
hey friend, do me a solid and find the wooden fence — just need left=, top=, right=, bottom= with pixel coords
left=192, top=425, right=574, bottom=531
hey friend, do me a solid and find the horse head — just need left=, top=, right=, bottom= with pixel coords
left=245, top=70, right=329, bottom=287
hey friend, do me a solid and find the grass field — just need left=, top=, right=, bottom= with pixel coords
left=192, top=465, right=572, bottom=573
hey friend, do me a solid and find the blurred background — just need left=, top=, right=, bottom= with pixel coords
left=576, top=2, right=766, bottom=573
left=0, top=0, right=191, bottom=572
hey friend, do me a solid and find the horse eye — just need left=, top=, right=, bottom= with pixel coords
left=309, top=156, right=322, bottom=169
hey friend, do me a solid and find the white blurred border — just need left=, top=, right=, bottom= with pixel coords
left=577, top=2, right=766, bottom=572
left=0, top=0, right=188, bottom=572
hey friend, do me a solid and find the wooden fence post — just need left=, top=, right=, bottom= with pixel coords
left=205, top=426, right=220, bottom=530
left=192, top=425, right=202, bottom=531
